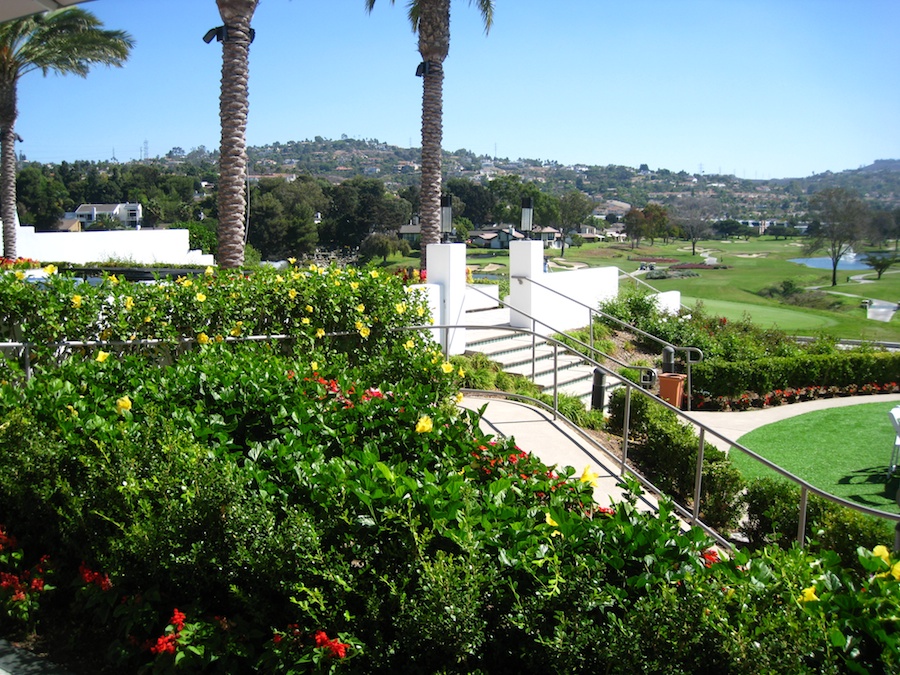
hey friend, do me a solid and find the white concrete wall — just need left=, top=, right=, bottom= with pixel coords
left=507, top=240, right=619, bottom=336
left=426, top=243, right=467, bottom=355
left=15, top=226, right=215, bottom=266
left=654, top=290, right=682, bottom=315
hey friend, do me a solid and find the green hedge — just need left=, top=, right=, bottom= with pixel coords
left=607, top=389, right=745, bottom=531
left=692, top=351, right=900, bottom=398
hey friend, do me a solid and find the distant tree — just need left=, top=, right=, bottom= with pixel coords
left=166, top=147, right=186, bottom=159
left=867, top=210, right=895, bottom=248
left=605, top=213, right=618, bottom=225
left=359, top=232, right=397, bottom=262
left=622, top=207, right=645, bottom=249
left=569, top=233, right=584, bottom=248
left=674, top=196, right=718, bottom=256
left=558, top=190, right=593, bottom=256
left=0, top=8, right=133, bottom=257
left=445, top=177, right=492, bottom=226
left=713, top=218, right=743, bottom=239
left=805, top=187, right=869, bottom=287
left=641, top=203, right=668, bottom=245
left=16, top=165, right=68, bottom=230
left=862, top=254, right=897, bottom=280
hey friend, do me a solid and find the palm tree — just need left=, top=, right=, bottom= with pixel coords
left=0, top=9, right=132, bottom=259
left=365, top=0, right=493, bottom=269
left=207, top=0, right=259, bottom=268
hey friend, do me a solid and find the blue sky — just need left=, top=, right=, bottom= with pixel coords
left=13, top=0, right=900, bottom=179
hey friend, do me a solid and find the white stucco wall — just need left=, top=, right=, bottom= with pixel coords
left=507, top=241, right=619, bottom=336
left=15, top=226, right=215, bottom=266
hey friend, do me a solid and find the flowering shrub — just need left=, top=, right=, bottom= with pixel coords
left=0, top=525, right=53, bottom=631
left=0, top=270, right=898, bottom=672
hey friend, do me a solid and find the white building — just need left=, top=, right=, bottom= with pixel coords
left=75, top=203, right=143, bottom=229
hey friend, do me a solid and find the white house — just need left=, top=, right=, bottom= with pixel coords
left=75, top=203, right=143, bottom=230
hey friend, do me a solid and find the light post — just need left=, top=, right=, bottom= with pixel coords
left=520, top=196, right=534, bottom=235
left=440, top=194, right=453, bottom=243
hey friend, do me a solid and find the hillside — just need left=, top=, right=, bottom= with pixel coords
left=242, top=137, right=900, bottom=219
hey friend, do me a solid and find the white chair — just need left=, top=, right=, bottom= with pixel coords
left=889, top=407, right=900, bottom=479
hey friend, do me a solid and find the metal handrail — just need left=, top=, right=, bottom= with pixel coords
left=508, top=274, right=704, bottom=407
left=464, top=283, right=658, bottom=385
left=4, top=325, right=899, bottom=551
left=452, top=323, right=900, bottom=550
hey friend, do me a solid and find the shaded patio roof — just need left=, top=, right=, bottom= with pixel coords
left=0, top=0, right=92, bottom=23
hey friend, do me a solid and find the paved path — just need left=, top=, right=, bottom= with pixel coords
left=460, top=396, right=673, bottom=519
left=684, top=393, right=900, bottom=451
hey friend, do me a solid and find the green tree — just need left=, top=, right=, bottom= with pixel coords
left=623, top=207, right=646, bottom=249
left=0, top=8, right=132, bottom=258
left=674, top=196, right=718, bottom=256
left=641, top=202, right=669, bottom=246
left=15, top=164, right=69, bottom=230
left=365, top=0, right=494, bottom=270
left=862, top=254, right=897, bottom=280
left=805, top=187, right=869, bottom=287
left=558, top=189, right=592, bottom=256
left=359, top=231, right=398, bottom=262
left=209, top=0, right=259, bottom=268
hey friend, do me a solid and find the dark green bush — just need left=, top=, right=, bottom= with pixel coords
left=743, top=477, right=894, bottom=570
left=607, top=389, right=745, bottom=531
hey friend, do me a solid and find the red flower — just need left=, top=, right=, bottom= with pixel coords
left=701, top=548, right=720, bottom=567
left=272, top=634, right=283, bottom=645
left=170, top=608, right=186, bottom=632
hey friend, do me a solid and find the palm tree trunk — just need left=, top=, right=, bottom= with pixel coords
left=216, top=18, right=254, bottom=268
left=0, top=84, right=18, bottom=260
left=419, top=60, right=443, bottom=270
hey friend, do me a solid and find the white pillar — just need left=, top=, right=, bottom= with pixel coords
left=426, top=243, right=467, bottom=355
left=508, top=240, right=544, bottom=331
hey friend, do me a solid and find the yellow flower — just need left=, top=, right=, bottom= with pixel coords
left=96, top=351, right=110, bottom=363
left=195, top=292, right=206, bottom=302
left=369, top=270, right=379, bottom=278
left=800, top=587, right=818, bottom=603
left=144, top=316, right=152, bottom=323
left=415, top=415, right=433, bottom=433
left=305, top=304, right=313, bottom=313
left=395, top=302, right=406, bottom=314
left=42, top=264, right=57, bottom=275
left=124, top=296, right=135, bottom=311
left=873, top=545, right=891, bottom=565
left=458, top=367, right=465, bottom=377
left=350, top=281, right=359, bottom=290
left=311, top=361, right=318, bottom=371
left=287, top=257, right=296, bottom=264
left=545, top=513, right=559, bottom=528
left=308, top=263, right=319, bottom=272
left=301, top=317, right=310, bottom=325
left=205, top=266, right=215, bottom=276
left=71, top=295, right=82, bottom=308
left=441, top=362, right=454, bottom=374
left=359, top=326, right=371, bottom=339
left=115, top=395, right=132, bottom=415
left=356, top=304, right=365, bottom=313
left=65, top=404, right=78, bottom=418
left=215, top=335, right=224, bottom=343
left=275, top=275, right=284, bottom=283
left=454, top=392, right=464, bottom=404
left=334, top=280, right=341, bottom=287
left=892, top=561, right=900, bottom=581
left=404, top=339, right=415, bottom=350
left=416, top=306, right=425, bottom=317
left=14, top=270, right=25, bottom=280
left=230, top=321, right=244, bottom=337
left=315, top=328, right=325, bottom=338
left=580, top=466, right=599, bottom=487
left=108, top=274, right=119, bottom=285
left=197, top=332, right=210, bottom=345
left=183, top=278, right=193, bottom=288
left=288, top=288, right=298, bottom=300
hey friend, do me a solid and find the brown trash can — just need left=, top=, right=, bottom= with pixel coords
left=658, top=373, right=687, bottom=408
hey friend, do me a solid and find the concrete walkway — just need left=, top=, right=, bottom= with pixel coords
left=460, top=395, right=670, bottom=518
left=685, top=393, right=900, bottom=451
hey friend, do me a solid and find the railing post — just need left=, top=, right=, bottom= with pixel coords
left=24, top=343, right=32, bottom=381
left=686, top=362, right=693, bottom=411
left=589, top=308, right=594, bottom=353
left=531, top=318, right=536, bottom=381
left=553, top=342, right=559, bottom=417
left=692, top=429, right=705, bottom=523
left=621, top=386, right=632, bottom=476
left=797, top=487, right=809, bottom=547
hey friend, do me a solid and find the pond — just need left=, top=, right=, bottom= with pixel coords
left=788, top=256, right=874, bottom=271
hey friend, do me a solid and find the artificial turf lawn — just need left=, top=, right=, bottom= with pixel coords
left=731, top=401, right=900, bottom=513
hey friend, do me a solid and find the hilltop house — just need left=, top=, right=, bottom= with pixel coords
left=470, top=227, right=525, bottom=249
left=75, top=203, right=143, bottom=230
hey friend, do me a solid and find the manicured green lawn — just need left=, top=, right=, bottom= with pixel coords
left=730, top=402, right=900, bottom=513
